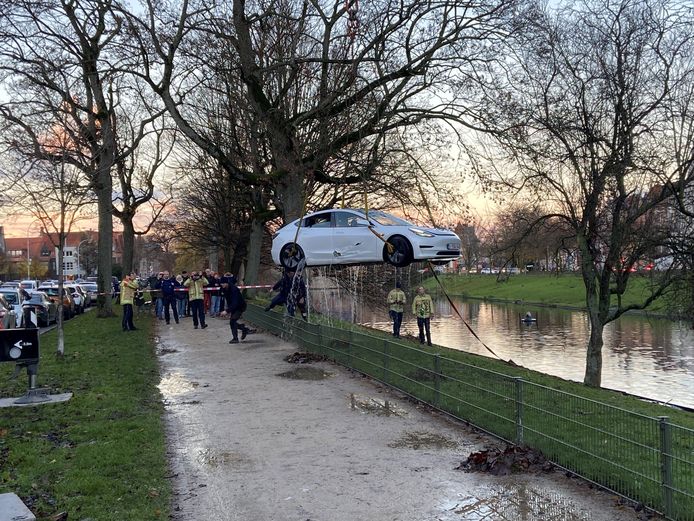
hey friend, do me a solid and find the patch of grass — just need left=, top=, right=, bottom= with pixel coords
left=0, top=309, right=170, bottom=521
left=423, top=273, right=671, bottom=311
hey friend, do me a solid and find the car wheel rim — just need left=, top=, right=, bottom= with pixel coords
left=282, top=245, right=303, bottom=268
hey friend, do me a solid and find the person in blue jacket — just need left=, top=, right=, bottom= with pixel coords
left=160, top=273, right=181, bottom=325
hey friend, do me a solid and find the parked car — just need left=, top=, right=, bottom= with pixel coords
left=75, top=284, right=92, bottom=308
left=23, top=291, right=58, bottom=327
left=20, top=280, right=39, bottom=291
left=81, top=283, right=98, bottom=304
left=0, top=287, right=28, bottom=326
left=38, top=286, right=76, bottom=319
left=271, top=208, right=461, bottom=269
left=65, top=284, right=87, bottom=313
left=1, top=281, right=21, bottom=288
left=0, top=294, right=18, bottom=329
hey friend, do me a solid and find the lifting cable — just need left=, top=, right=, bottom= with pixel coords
left=427, top=260, right=513, bottom=364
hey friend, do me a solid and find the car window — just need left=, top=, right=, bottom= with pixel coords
left=301, top=213, right=332, bottom=228
left=355, top=210, right=412, bottom=226
left=334, top=211, right=368, bottom=228
left=1, top=293, right=18, bottom=304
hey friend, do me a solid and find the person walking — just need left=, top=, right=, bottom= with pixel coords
left=412, top=286, right=433, bottom=346
left=184, top=271, right=208, bottom=329
left=161, top=273, right=180, bottom=325
left=386, top=281, right=406, bottom=338
left=220, top=275, right=252, bottom=343
left=120, top=273, right=139, bottom=332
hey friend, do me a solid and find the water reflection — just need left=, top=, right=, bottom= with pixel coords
left=311, top=290, right=694, bottom=409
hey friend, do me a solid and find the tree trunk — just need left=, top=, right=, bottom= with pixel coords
left=96, top=178, right=114, bottom=317
left=56, top=242, right=65, bottom=357
left=584, top=314, right=604, bottom=387
left=121, top=217, right=135, bottom=275
left=229, top=225, right=251, bottom=276
left=276, top=169, right=305, bottom=222
left=245, top=218, right=263, bottom=286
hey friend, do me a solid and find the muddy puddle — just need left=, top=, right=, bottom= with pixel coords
left=439, top=482, right=610, bottom=521
left=388, top=430, right=458, bottom=449
left=277, top=366, right=333, bottom=380
left=158, top=372, right=199, bottom=398
left=349, top=393, right=407, bottom=416
left=196, top=448, right=252, bottom=470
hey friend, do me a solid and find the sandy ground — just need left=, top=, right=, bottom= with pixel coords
left=156, top=313, right=649, bottom=521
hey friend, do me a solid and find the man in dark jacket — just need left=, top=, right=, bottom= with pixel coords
left=264, top=268, right=307, bottom=320
left=221, top=275, right=252, bottom=344
left=160, top=273, right=180, bottom=325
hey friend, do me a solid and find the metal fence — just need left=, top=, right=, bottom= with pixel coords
left=246, top=305, right=694, bottom=520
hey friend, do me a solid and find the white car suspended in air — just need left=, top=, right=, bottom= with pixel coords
left=271, top=208, right=461, bottom=269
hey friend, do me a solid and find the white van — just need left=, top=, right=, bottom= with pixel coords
left=19, top=280, right=39, bottom=291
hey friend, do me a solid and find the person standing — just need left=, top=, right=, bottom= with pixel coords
left=184, top=271, right=208, bottom=329
left=175, top=274, right=187, bottom=318
left=412, top=286, right=433, bottom=346
left=153, top=271, right=165, bottom=319
left=120, top=273, right=139, bottom=331
left=221, top=275, right=252, bottom=343
left=386, top=281, right=406, bottom=338
left=209, top=272, right=221, bottom=317
left=160, top=273, right=180, bottom=325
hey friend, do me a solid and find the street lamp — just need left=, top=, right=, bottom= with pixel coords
left=76, top=238, right=89, bottom=278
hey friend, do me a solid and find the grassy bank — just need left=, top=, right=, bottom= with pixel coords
left=423, top=272, right=670, bottom=311
left=0, top=309, right=170, bottom=521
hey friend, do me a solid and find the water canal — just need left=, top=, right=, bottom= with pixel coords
left=309, top=290, right=694, bottom=409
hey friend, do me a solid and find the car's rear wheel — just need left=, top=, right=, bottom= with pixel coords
left=279, top=243, right=305, bottom=269
left=384, top=235, right=413, bottom=267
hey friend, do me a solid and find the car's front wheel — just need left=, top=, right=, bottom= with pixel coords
left=279, top=243, right=305, bottom=270
left=384, top=235, right=413, bottom=267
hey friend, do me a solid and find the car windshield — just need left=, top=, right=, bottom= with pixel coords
left=26, top=294, right=46, bottom=304
left=39, top=287, right=61, bottom=297
left=83, top=284, right=97, bottom=291
left=355, top=210, right=412, bottom=226
left=0, top=292, right=18, bottom=304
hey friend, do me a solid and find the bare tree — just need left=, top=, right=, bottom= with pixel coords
left=3, top=157, right=92, bottom=356
left=0, top=0, right=167, bottom=315
left=123, top=0, right=509, bottom=219
left=467, top=0, right=694, bottom=386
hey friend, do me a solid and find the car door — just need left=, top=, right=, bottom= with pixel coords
left=331, top=211, right=383, bottom=263
left=298, top=212, right=336, bottom=265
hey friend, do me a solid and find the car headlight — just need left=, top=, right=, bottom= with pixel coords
left=409, top=228, right=434, bottom=238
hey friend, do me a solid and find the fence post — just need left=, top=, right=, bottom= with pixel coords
left=433, top=354, right=441, bottom=407
left=658, top=416, right=673, bottom=519
left=382, top=339, right=389, bottom=383
left=348, top=329, right=354, bottom=368
left=514, top=377, right=524, bottom=445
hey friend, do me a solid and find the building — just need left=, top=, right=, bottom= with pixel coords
left=0, top=228, right=123, bottom=280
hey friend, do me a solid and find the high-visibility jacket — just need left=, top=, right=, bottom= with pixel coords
left=120, top=280, right=139, bottom=305
left=412, top=294, right=433, bottom=319
left=184, top=277, right=208, bottom=300
left=387, top=288, right=406, bottom=313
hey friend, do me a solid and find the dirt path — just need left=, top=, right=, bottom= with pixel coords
left=156, top=314, right=647, bottom=521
